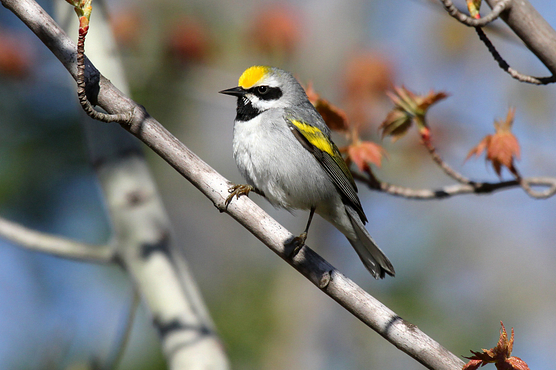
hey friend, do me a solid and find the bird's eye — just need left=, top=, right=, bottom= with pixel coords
left=257, top=86, right=268, bottom=95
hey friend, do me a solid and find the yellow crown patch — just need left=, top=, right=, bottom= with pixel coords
left=238, top=66, right=270, bottom=89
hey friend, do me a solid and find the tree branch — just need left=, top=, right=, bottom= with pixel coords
left=484, top=0, right=556, bottom=77
left=439, top=0, right=556, bottom=84
left=475, top=26, right=555, bottom=85
left=422, top=138, right=471, bottom=184
left=439, top=0, right=510, bottom=27
left=75, top=24, right=132, bottom=124
left=0, top=216, right=115, bottom=263
left=353, top=171, right=556, bottom=200
left=518, top=176, right=556, bottom=199
left=2, top=0, right=465, bottom=368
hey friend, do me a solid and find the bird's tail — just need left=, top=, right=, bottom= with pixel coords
left=345, top=205, right=395, bottom=279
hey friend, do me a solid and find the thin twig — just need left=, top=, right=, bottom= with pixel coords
left=76, top=27, right=132, bottom=123
left=484, top=0, right=556, bottom=77
left=439, top=0, right=510, bottom=27
left=512, top=167, right=556, bottom=199
left=0, top=216, right=115, bottom=263
left=439, top=0, right=556, bottom=84
left=519, top=177, right=556, bottom=199
left=475, top=27, right=556, bottom=85
left=422, top=138, right=472, bottom=184
left=353, top=171, right=556, bottom=200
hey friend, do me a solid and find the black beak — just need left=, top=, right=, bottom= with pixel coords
left=219, top=86, right=246, bottom=97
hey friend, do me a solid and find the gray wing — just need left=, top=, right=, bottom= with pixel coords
left=285, top=106, right=367, bottom=223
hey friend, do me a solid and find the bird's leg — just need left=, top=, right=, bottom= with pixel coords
left=298, top=207, right=316, bottom=245
left=289, top=207, right=315, bottom=258
left=225, top=184, right=255, bottom=207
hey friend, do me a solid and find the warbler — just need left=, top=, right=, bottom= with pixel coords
left=220, top=66, right=394, bottom=279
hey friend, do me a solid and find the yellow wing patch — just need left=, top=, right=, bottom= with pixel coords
left=290, top=120, right=334, bottom=157
left=238, top=66, right=270, bottom=89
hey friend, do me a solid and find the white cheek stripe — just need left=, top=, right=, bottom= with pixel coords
left=246, top=93, right=288, bottom=111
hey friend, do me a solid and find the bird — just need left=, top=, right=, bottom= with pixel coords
left=219, top=66, right=394, bottom=279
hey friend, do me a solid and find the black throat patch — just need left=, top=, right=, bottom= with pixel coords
left=234, top=86, right=283, bottom=122
left=235, top=96, right=262, bottom=122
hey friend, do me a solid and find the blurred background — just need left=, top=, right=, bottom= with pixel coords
left=1, top=0, right=556, bottom=369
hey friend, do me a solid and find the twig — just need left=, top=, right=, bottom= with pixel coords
left=439, top=0, right=511, bottom=27
left=484, top=0, right=556, bottom=77
left=0, top=216, right=115, bottom=263
left=76, top=22, right=132, bottom=123
left=475, top=27, right=556, bottom=85
left=353, top=171, right=556, bottom=200
left=422, top=138, right=472, bottom=184
left=438, top=0, right=556, bottom=84
left=512, top=167, right=556, bottom=199
left=519, top=177, right=556, bottom=199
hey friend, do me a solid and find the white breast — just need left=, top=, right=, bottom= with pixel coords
left=232, top=114, right=336, bottom=210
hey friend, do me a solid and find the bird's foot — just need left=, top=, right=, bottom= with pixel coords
left=225, top=184, right=254, bottom=207
left=288, top=232, right=307, bottom=258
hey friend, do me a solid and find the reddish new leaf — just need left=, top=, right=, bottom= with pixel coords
left=462, top=359, right=483, bottom=370
left=380, top=86, right=448, bottom=141
left=488, top=108, right=520, bottom=177
left=380, top=108, right=412, bottom=142
left=464, top=322, right=530, bottom=370
left=305, top=83, right=349, bottom=132
left=347, top=140, right=386, bottom=171
left=418, top=90, right=449, bottom=112
left=494, top=322, right=513, bottom=360
left=506, top=357, right=530, bottom=370
left=466, top=135, right=491, bottom=161
left=465, top=108, right=520, bottom=178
